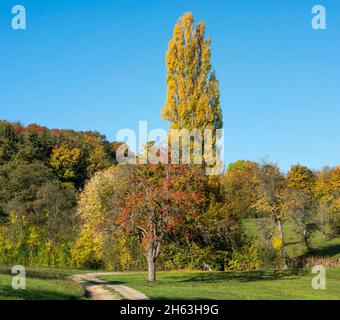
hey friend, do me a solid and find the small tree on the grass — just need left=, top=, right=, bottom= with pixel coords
left=253, top=163, right=289, bottom=267
left=283, top=165, right=316, bottom=252
left=282, top=190, right=316, bottom=252
left=315, top=167, right=340, bottom=239
left=116, top=164, right=205, bottom=282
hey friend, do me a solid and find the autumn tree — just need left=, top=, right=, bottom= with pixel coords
left=75, top=166, right=129, bottom=269
left=315, top=167, right=340, bottom=238
left=16, top=125, right=55, bottom=163
left=221, top=160, right=258, bottom=219
left=162, top=12, right=223, bottom=171
left=50, top=145, right=83, bottom=188
left=116, top=164, right=205, bottom=282
left=196, top=160, right=259, bottom=266
left=161, top=12, right=225, bottom=169
left=253, top=163, right=289, bottom=266
left=34, top=181, right=77, bottom=241
left=0, top=160, right=55, bottom=222
left=162, top=12, right=222, bottom=131
left=283, top=165, right=316, bottom=252
left=0, top=121, right=19, bottom=165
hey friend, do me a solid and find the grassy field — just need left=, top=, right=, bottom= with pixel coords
left=101, top=269, right=340, bottom=300
left=0, top=267, right=87, bottom=300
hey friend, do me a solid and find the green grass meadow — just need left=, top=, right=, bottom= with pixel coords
left=101, top=269, right=340, bottom=300
left=0, top=267, right=87, bottom=300
left=99, top=218, right=340, bottom=300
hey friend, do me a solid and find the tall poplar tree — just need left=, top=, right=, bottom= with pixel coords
left=162, top=12, right=222, bottom=131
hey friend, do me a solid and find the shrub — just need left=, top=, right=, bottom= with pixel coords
left=70, top=226, right=103, bottom=269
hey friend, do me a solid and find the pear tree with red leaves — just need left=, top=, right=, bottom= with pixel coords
left=116, top=163, right=205, bottom=282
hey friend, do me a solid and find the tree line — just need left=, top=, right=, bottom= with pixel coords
left=0, top=123, right=338, bottom=280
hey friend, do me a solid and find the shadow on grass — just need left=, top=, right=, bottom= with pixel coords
left=81, top=280, right=125, bottom=287
left=286, top=240, right=304, bottom=246
left=0, top=269, right=86, bottom=300
left=0, top=269, right=62, bottom=281
left=302, top=244, right=340, bottom=258
left=166, top=269, right=309, bottom=284
left=0, top=286, right=81, bottom=300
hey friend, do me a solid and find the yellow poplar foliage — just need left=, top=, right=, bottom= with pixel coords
left=162, top=12, right=222, bottom=132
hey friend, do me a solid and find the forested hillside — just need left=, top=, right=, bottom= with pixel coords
left=0, top=120, right=120, bottom=267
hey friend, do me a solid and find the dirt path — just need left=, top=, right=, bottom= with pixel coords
left=68, top=272, right=148, bottom=300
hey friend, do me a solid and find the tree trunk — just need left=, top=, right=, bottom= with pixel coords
left=147, top=247, right=156, bottom=282
left=320, top=211, right=327, bottom=240
left=303, top=228, right=311, bottom=252
left=277, top=219, right=288, bottom=268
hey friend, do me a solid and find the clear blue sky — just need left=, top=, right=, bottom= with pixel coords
left=0, top=0, right=339, bottom=171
